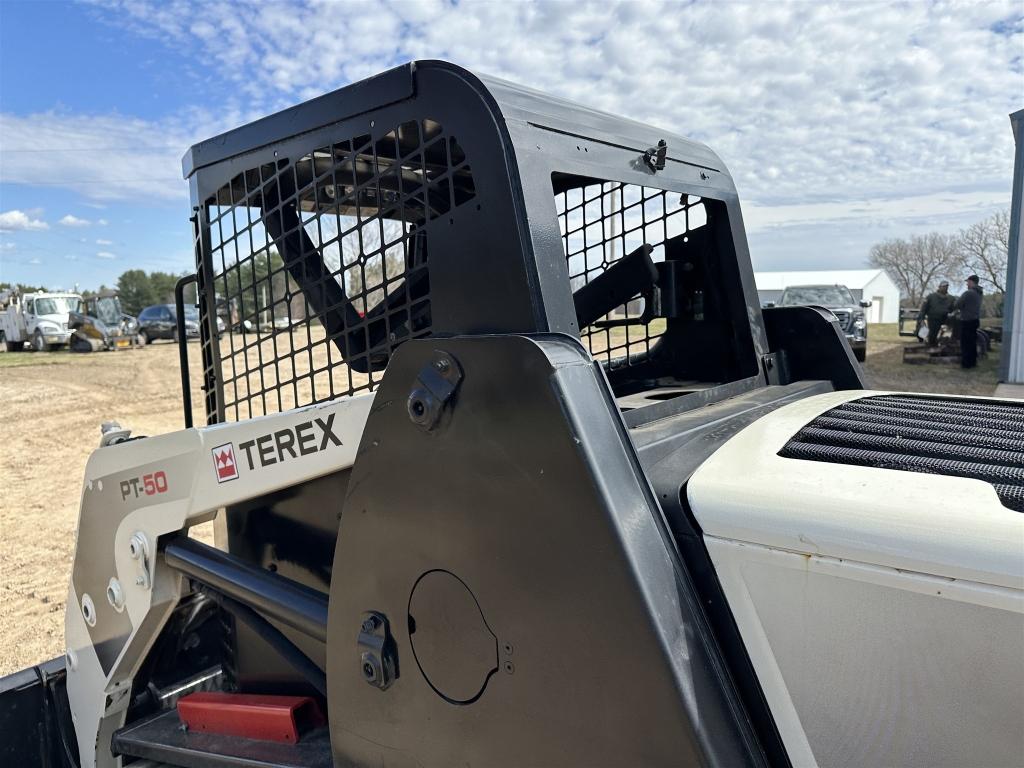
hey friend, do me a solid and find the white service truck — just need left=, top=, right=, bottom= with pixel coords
left=0, top=290, right=81, bottom=351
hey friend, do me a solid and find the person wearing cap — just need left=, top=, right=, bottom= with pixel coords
left=918, top=280, right=956, bottom=347
left=956, top=274, right=983, bottom=369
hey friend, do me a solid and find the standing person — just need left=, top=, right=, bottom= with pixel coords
left=917, top=281, right=956, bottom=346
left=956, top=275, right=983, bottom=369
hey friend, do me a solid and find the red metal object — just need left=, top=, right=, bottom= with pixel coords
left=177, top=692, right=325, bottom=743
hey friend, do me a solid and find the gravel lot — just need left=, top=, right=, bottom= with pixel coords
left=0, top=327, right=1000, bottom=675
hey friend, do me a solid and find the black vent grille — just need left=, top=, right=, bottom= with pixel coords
left=198, top=119, right=475, bottom=423
left=553, top=182, right=706, bottom=369
left=779, top=395, right=1024, bottom=512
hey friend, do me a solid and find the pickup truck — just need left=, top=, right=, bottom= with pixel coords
left=776, top=284, right=871, bottom=361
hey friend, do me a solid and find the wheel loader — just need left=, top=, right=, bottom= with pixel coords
left=2, top=61, right=1022, bottom=768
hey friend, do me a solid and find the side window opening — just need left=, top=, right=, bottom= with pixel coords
left=552, top=173, right=758, bottom=399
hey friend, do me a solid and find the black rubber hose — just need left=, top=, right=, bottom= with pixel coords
left=870, top=394, right=1024, bottom=421
left=780, top=441, right=1024, bottom=500
left=807, top=415, right=1024, bottom=453
left=793, top=426, right=1024, bottom=468
left=835, top=400, right=1024, bottom=435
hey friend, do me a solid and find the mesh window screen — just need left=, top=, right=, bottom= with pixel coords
left=199, top=119, right=475, bottom=423
left=554, top=181, right=706, bottom=368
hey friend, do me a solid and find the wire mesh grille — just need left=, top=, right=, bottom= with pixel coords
left=198, top=119, right=475, bottom=423
left=780, top=394, right=1024, bottom=512
left=553, top=181, right=706, bottom=368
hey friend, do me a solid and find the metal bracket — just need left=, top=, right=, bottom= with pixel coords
left=643, top=139, right=668, bottom=172
left=100, top=421, right=132, bottom=447
left=129, top=532, right=151, bottom=590
left=761, top=352, right=787, bottom=386
left=407, top=352, right=463, bottom=431
left=357, top=612, right=398, bottom=691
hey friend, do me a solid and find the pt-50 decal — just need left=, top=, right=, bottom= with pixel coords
left=120, top=471, right=169, bottom=501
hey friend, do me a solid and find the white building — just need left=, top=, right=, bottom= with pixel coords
left=754, top=269, right=901, bottom=324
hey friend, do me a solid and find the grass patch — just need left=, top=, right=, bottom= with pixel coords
left=862, top=323, right=999, bottom=397
left=0, top=351, right=73, bottom=368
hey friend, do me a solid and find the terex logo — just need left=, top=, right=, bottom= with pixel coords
left=212, top=443, right=239, bottom=483
left=238, top=413, right=342, bottom=470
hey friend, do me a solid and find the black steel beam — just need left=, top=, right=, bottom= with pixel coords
left=164, top=538, right=328, bottom=643
left=174, top=273, right=198, bottom=429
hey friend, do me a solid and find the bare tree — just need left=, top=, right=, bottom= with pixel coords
left=956, top=209, right=1009, bottom=294
left=868, top=232, right=958, bottom=306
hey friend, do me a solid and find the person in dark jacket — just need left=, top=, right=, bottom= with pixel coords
left=918, top=281, right=956, bottom=346
left=956, top=275, right=983, bottom=369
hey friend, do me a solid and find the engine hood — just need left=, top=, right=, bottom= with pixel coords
left=687, top=390, right=1024, bottom=589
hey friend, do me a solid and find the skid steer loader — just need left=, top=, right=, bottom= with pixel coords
left=2, top=61, right=1022, bottom=768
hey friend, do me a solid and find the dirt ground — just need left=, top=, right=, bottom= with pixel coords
left=0, top=327, right=1002, bottom=675
left=0, top=341, right=209, bottom=675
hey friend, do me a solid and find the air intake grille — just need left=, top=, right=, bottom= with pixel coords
left=779, top=394, right=1024, bottom=512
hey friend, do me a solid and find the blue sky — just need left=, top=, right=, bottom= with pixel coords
left=1, top=0, right=1021, bottom=290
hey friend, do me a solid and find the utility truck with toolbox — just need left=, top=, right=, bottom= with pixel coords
left=0, top=289, right=81, bottom=351
left=0, top=61, right=1021, bottom=768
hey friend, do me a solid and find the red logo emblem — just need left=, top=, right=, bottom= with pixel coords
left=212, top=443, right=238, bottom=483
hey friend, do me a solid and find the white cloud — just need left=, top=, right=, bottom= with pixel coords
left=59, top=214, right=91, bottom=227
left=0, top=210, right=49, bottom=232
left=96, top=238, right=113, bottom=245
left=4, top=0, right=1021, bottom=267
left=0, top=242, right=15, bottom=250
left=64, top=254, right=78, bottom=261
left=84, top=2, right=1022, bottom=209
left=97, top=218, right=109, bottom=225
left=28, top=257, right=41, bottom=265
left=0, top=111, right=202, bottom=202
left=96, top=251, right=117, bottom=259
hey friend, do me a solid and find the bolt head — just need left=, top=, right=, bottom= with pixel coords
left=360, top=651, right=383, bottom=686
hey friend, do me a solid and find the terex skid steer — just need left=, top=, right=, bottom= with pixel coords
left=2, top=61, right=1022, bottom=768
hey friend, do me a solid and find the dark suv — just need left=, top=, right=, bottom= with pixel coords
left=137, top=304, right=199, bottom=344
left=777, top=284, right=870, bottom=362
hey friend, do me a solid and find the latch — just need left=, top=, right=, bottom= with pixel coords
left=643, top=139, right=668, bottom=172
left=357, top=612, right=398, bottom=691
left=407, top=352, right=462, bottom=431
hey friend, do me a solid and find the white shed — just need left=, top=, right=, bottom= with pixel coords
left=754, top=269, right=901, bottom=324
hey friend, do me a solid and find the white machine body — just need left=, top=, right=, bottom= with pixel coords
left=688, top=390, right=1024, bottom=768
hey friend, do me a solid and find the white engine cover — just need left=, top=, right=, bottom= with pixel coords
left=687, top=390, right=1024, bottom=768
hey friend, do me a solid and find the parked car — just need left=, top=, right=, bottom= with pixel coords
left=137, top=304, right=224, bottom=344
left=775, top=284, right=871, bottom=362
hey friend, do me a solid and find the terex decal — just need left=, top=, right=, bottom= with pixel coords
left=212, top=443, right=239, bottom=483
left=239, top=413, right=343, bottom=471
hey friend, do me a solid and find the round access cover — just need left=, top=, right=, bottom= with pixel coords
left=408, top=570, right=498, bottom=704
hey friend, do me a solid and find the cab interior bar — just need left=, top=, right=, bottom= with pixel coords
left=163, top=537, right=329, bottom=643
